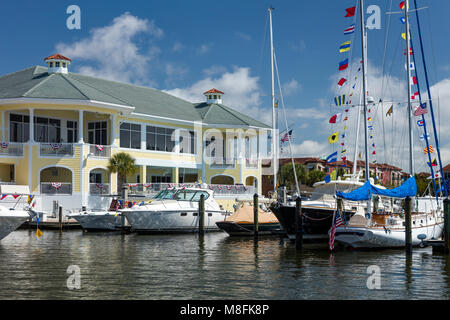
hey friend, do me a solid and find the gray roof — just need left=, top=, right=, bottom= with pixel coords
left=0, top=65, right=270, bottom=128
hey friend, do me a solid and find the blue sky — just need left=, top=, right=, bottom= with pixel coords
left=1, top=0, right=450, bottom=173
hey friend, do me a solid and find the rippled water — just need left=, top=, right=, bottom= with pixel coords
left=1, top=230, right=450, bottom=300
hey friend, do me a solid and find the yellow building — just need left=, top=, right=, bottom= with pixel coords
left=0, top=54, right=271, bottom=212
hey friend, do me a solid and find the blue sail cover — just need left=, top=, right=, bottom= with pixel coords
left=336, top=177, right=417, bottom=201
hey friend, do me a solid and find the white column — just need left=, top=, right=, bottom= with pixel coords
left=78, top=110, right=84, bottom=143
left=29, top=108, right=34, bottom=142
left=1, top=111, right=4, bottom=141
left=141, top=123, right=146, bottom=150
left=110, top=114, right=116, bottom=146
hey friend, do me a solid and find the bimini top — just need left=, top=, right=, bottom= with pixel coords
left=336, top=176, right=417, bottom=201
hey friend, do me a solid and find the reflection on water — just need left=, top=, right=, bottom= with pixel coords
left=0, top=230, right=450, bottom=299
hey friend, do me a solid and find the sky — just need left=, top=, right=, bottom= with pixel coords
left=1, top=0, right=450, bottom=175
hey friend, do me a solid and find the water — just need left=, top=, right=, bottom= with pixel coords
left=1, top=229, right=450, bottom=300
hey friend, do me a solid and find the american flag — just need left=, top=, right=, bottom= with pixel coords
left=281, top=129, right=292, bottom=143
left=329, top=210, right=344, bottom=251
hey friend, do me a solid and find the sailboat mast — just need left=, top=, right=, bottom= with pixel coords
left=359, top=0, right=369, bottom=181
left=405, top=0, right=414, bottom=176
left=269, top=6, right=278, bottom=193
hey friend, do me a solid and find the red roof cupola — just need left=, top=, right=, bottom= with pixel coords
left=203, top=88, right=224, bottom=104
left=44, top=54, right=72, bottom=74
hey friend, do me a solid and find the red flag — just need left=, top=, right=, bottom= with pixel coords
left=337, top=78, right=347, bottom=86
left=345, top=6, right=356, bottom=17
left=400, top=1, right=405, bottom=9
left=329, top=113, right=342, bottom=124
left=411, top=76, right=417, bottom=84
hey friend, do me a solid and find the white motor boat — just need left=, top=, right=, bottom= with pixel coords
left=0, top=207, right=30, bottom=240
left=122, top=187, right=230, bottom=234
left=0, top=185, right=32, bottom=241
left=69, top=198, right=133, bottom=232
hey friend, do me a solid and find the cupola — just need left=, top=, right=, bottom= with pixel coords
left=203, top=88, right=224, bottom=105
left=44, top=54, right=72, bottom=74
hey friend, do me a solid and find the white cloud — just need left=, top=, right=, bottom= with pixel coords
left=282, top=79, right=301, bottom=96
left=55, top=12, right=162, bottom=85
left=235, top=32, right=251, bottom=41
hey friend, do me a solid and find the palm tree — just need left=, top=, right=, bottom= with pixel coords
left=107, top=152, right=139, bottom=193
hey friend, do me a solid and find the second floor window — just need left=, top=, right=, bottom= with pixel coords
left=88, top=121, right=107, bottom=145
left=146, top=126, right=175, bottom=152
left=67, top=120, right=78, bottom=143
left=179, top=130, right=196, bottom=154
left=9, top=113, right=29, bottom=142
left=34, top=117, right=60, bottom=143
left=120, top=122, right=141, bottom=149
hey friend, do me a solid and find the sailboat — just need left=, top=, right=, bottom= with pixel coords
left=268, top=5, right=379, bottom=243
left=0, top=185, right=32, bottom=241
left=334, top=0, right=444, bottom=249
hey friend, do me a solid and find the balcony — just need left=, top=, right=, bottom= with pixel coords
left=88, top=144, right=111, bottom=158
left=89, top=183, right=111, bottom=195
left=39, top=143, right=74, bottom=157
left=40, top=182, right=72, bottom=195
left=245, top=158, right=258, bottom=169
left=209, top=157, right=236, bottom=169
left=0, top=142, right=24, bottom=157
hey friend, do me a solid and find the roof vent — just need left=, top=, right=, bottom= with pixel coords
left=203, top=88, right=224, bottom=105
left=44, top=54, right=72, bottom=74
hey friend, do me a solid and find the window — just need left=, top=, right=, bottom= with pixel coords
left=146, top=125, right=175, bottom=152
left=179, top=130, right=196, bottom=154
left=191, top=191, right=210, bottom=202
left=62, top=62, right=66, bottom=68
left=49, top=62, right=53, bottom=68
left=120, top=123, right=141, bottom=149
left=34, top=117, right=61, bottom=142
left=67, top=121, right=78, bottom=143
left=89, top=172, right=102, bottom=183
left=55, top=61, right=60, bottom=67
left=88, top=121, right=107, bottom=145
left=9, top=114, right=29, bottom=142
left=151, top=175, right=171, bottom=183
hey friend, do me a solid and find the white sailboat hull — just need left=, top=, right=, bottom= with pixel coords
left=0, top=210, right=30, bottom=241
left=335, top=220, right=444, bottom=249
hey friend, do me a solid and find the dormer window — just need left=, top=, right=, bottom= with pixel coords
left=49, top=62, right=53, bottom=68
left=55, top=61, right=60, bottom=67
left=62, top=62, right=66, bottom=68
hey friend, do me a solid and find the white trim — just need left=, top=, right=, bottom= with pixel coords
left=0, top=98, right=134, bottom=114
left=135, top=158, right=200, bottom=169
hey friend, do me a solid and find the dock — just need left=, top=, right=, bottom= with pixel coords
left=19, top=218, right=81, bottom=230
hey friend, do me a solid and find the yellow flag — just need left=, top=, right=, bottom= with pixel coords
left=36, top=228, right=43, bottom=239
left=401, top=31, right=411, bottom=40
left=328, top=132, right=339, bottom=144
left=386, top=105, right=393, bottom=116
left=330, top=170, right=336, bottom=181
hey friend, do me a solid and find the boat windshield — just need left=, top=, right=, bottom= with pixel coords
left=154, top=189, right=178, bottom=200
left=172, top=190, right=210, bottom=202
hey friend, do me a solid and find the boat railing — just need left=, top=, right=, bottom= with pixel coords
left=126, top=183, right=256, bottom=197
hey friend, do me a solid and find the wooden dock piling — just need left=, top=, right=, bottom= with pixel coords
left=405, top=196, right=412, bottom=253
left=295, top=196, right=302, bottom=249
left=253, top=193, right=259, bottom=242
left=58, top=206, right=62, bottom=233
left=199, top=194, right=205, bottom=236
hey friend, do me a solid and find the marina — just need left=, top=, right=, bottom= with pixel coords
left=1, top=0, right=450, bottom=304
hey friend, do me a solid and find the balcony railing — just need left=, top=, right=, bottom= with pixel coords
left=126, top=183, right=255, bottom=197
left=88, top=144, right=111, bottom=158
left=0, top=142, right=24, bottom=156
left=40, top=182, right=72, bottom=195
left=209, top=157, right=236, bottom=168
left=89, top=183, right=111, bottom=195
left=245, top=158, right=258, bottom=168
left=39, top=143, right=74, bottom=157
